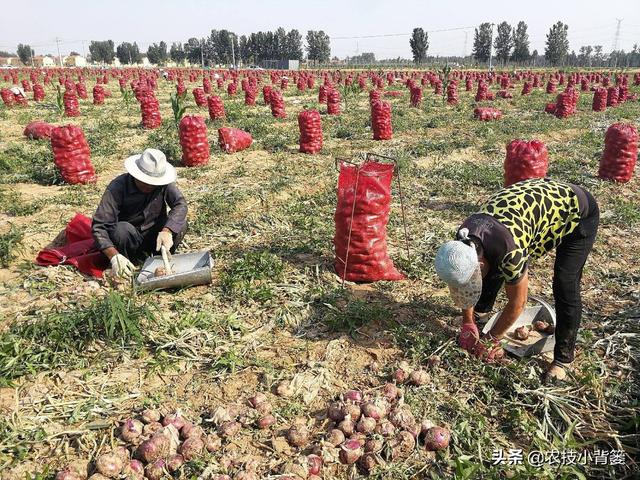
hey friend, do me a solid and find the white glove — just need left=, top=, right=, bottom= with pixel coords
left=110, top=254, right=135, bottom=278
left=156, top=230, right=173, bottom=252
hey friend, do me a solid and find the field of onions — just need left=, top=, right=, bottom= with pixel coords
left=0, top=66, right=638, bottom=479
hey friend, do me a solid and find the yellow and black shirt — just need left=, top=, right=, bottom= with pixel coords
left=459, top=178, right=588, bottom=284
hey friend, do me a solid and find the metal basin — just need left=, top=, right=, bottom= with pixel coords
left=135, top=250, right=213, bottom=291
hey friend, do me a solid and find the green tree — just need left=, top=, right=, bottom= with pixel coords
left=545, top=21, right=569, bottom=66
left=494, top=22, right=512, bottom=65
left=116, top=42, right=142, bottom=65
left=511, top=21, right=530, bottom=63
left=409, top=28, right=429, bottom=64
left=305, top=30, right=331, bottom=64
left=169, top=42, right=186, bottom=64
left=578, top=45, right=593, bottom=67
left=274, top=27, right=287, bottom=59
left=286, top=29, right=303, bottom=60
left=473, top=23, right=493, bottom=63
left=89, top=40, right=115, bottom=64
left=185, top=38, right=203, bottom=65
left=16, top=44, right=34, bottom=65
left=147, top=41, right=168, bottom=65
left=593, top=45, right=604, bottom=67
left=0, top=50, right=15, bottom=57
left=207, top=30, right=239, bottom=65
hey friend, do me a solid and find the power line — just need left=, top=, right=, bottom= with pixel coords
left=330, top=26, right=473, bottom=41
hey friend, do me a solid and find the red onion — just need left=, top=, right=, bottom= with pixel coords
left=87, top=475, right=110, bottom=480
left=121, top=418, right=143, bottom=442
left=382, top=383, right=400, bottom=401
left=356, top=416, right=377, bottom=434
left=286, top=424, right=309, bottom=447
left=389, top=406, right=416, bottom=432
left=136, top=434, right=170, bottom=463
left=339, top=439, right=363, bottom=464
left=276, top=381, right=293, bottom=397
left=409, top=369, right=430, bottom=386
left=326, top=428, right=345, bottom=446
left=350, top=433, right=367, bottom=446
left=144, top=459, right=166, bottom=480
left=424, top=426, right=450, bottom=451
left=167, top=453, right=184, bottom=472
left=142, top=421, right=162, bottom=436
left=514, top=326, right=530, bottom=340
left=364, top=438, right=384, bottom=453
left=141, top=409, right=161, bottom=424
left=247, top=393, right=267, bottom=408
left=255, top=401, right=272, bottom=415
left=257, top=414, right=276, bottom=429
left=95, top=453, right=123, bottom=478
left=390, top=431, right=416, bottom=459
left=357, top=453, right=378, bottom=473
left=122, top=459, right=144, bottom=475
left=338, top=418, right=355, bottom=436
left=427, top=355, right=441, bottom=368
left=327, top=402, right=345, bottom=421
left=342, top=390, right=363, bottom=404
left=205, top=433, right=222, bottom=452
left=307, top=454, right=323, bottom=475
left=179, top=436, right=204, bottom=460
left=341, top=403, right=361, bottom=422
left=533, top=320, right=549, bottom=332
left=375, top=419, right=396, bottom=436
left=55, top=468, right=84, bottom=480
left=181, top=423, right=205, bottom=440
left=219, top=421, right=241, bottom=438
left=162, top=412, right=186, bottom=430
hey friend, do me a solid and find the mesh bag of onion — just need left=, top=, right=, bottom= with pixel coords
left=50, top=125, right=96, bottom=184
left=504, top=140, right=549, bottom=187
left=218, top=127, right=253, bottom=153
left=598, top=123, right=638, bottom=183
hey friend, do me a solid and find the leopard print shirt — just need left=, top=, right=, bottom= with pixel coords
left=478, top=178, right=582, bottom=283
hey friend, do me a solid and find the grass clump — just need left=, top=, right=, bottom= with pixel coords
left=0, top=225, right=24, bottom=267
left=220, top=251, right=285, bottom=302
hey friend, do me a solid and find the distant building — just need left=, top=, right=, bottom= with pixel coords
left=33, top=56, right=56, bottom=67
left=64, top=54, right=87, bottom=67
left=139, top=55, right=151, bottom=67
left=259, top=59, right=299, bottom=70
left=0, top=56, right=21, bottom=66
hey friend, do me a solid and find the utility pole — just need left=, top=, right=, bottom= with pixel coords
left=200, top=38, right=204, bottom=69
left=488, top=23, right=495, bottom=71
left=55, top=37, right=63, bottom=67
left=612, top=18, right=622, bottom=68
left=463, top=31, right=468, bottom=59
left=81, top=40, right=86, bottom=59
left=230, top=33, right=236, bottom=69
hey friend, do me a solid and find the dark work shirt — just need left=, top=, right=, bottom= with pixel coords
left=92, top=174, right=188, bottom=250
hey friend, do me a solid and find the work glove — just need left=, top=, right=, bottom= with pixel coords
left=458, top=322, right=480, bottom=353
left=156, top=230, right=173, bottom=252
left=473, top=335, right=505, bottom=363
left=110, top=254, right=135, bottom=279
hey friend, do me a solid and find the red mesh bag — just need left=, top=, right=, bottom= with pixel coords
left=244, top=88, right=256, bottom=106
left=521, top=82, right=532, bottom=95
left=446, top=81, right=458, bottom=105
left=618, top=85, right=628, bottom=103
left=21, top=79, right=31, bottom=92
left=580, top=78, right=589, bottom=91
left=327, top=89, right=341, bottom=115
left=465, top=77, right=473, bottom=91
left=497, top=89, right=513, bottom=99
left=318, top=84, right=328, bottom=103
left=475, top=82, right=488, bottom=102
left=473, top=107, right=502, bottom=121
left=409, top=85, right=422, bottom=107
left=218, top=127, right=253, bottom=153
left=24, top=121, right=54, bottom=140
left=1, top=88, right=15, bottom=107
left=263, top=85, right=272, bottom=105
left=554, top=90, right=577, bottom=118
left=546, top=81, right=557, bottom=94
left=33, top=83, right=45, bottom=101
left=140, top=95, right=161, bottom=129
left=606, top=87, right=619, bottom=107
left=64, top=90, right=80, bottom=116
left=177, top=81, right=186, bottom=96
left=298, top=109, right=323, bottom=154
left=592, top=88, right=607, bottom=111
left=434, top=82, right=443, bottom=95
left=193, top=88, right=207, bottom=107
left=334, top=160, right=405, bottom=282
left=207, top=95, right=225, bottom=121
left=369, top=89, right=381, bottom=104
left=296, top=79, right=306, bottom=92
left=598, top=123, right=638, bottom=183
left=371, top=100, right=392, bottom=140
left=76, top=82, right=87, bottom=99
left=270, top=89, right=286, bottom=118
left=179, top=115, right=210, bottom=167
left=544, top=102, right=557, bottom=114
left=504, top=139, right=549, bottom=186
left=227, top=82, right=237, bottom=96
left=281, top=77, right=289, bottom=90
left=92, top=85, right=105, bottom=105
left=203, top=77, right=211, bottom=94
left=50, top=125, right=96, bottom=184
left=216, top=78, right=224, bottom=89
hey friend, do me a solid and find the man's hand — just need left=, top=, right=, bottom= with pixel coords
left=110, top=254, right=135, bottom=278
left=458, top=322, right=480, bottom=352
left=156, top=229, right=173, bottom=252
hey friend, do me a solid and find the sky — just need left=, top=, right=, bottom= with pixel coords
left=1, top=0, right=639, bottom=60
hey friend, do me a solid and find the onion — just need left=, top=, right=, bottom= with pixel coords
left=390, top=431, right=416, bottom=460
left=533, top=320, right=549, bottom=332
left=235, top=472, right=258, bottom=480
left=389, top=405, right=416, bottom=432
left=424, top=426, right=450, bottom=451
left=181, top=423, right=205, bottom=440
left=180, top=436, right=204, bottom=460
left=356, top=416, right=376, bottom=434
left=308, top=476, right=322, bottom=480
left=514, top=326, right=530, bottom=340
left=341, top=403, right=361, bottom=422
left=286, top=424, right=309, bottom=447
left=136, top=434, right=170, bottom=463
left=247, top=393, right=268, bottom=408
left=357, top=453, right=378, bottom=474
left=426, top=355, right=441, bottom=368
left=326, top=428, right=345, bottom=446
left=87, top=475, right=110, bottom=480
left=257, top=414, right=276, bottom=429
left=375, top=419, right=396, bottom=436
left=55, top=468, right=83, bottom=480
left=113, top=446, right=129, bottom=462
left=219, top=421, right=241, bottom=438
left=420, top=419, right=435, bottom=437
left=144, top=459, right=166, bottom=480
left=364, top=438, right=383, bottom=453
left=408, top=369, right=429, bottom=386
left=162, top=412, right=185, bottom=430
left=154, top=266, right=167, bottom=277
left=205, top=433, right=222, bottom=452
left=393, top=361, right=412, bottom=383
left=338, top=418, right=354, bottom=436
left=339, top=439, right=363, bottom=464
left=545, top=324, right=556, bottom=334
left=382, top=383, right=399, bottom=401
left=95, top=453, right=123, bottom=478
left=255, top=401, right=272, bottom=415
left=342, top=390, right=363, bottom=404
left=307, top=454, right=323, bottom=475
left=276, top=380, right=293, bottom=397
left=121, top=418, right=143, bottom=443
left=141, top=409, right=161, bottom=424
left=142, top=421, right=162, bottom=436
left=122, top=459, right=144, bottom=475
left=212, top=476, right=232, bottom=480
left=327, top=401, right=345, bottom=422
left=167, top=453, right=184, bottom=472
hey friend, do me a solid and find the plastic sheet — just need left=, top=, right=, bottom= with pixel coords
left=270, top=89, right=286, bottom=118
left=179, top=115, right=210, bottom=167
left=193, top=88, right=207, bottom=107
left=334, top=160, right=405, bottom=282
left=92, top=84, right=105, bottom=105
left=371, top=100, right=392, bottom=140
left=50, top=125, right=96, bottom=184
left=207, top=95, right=225, bottom=121
left=218, top=127, right=253, bottom=153
left=598, top=123, right=637, bottom=183
left=24, top=120, right=54, bottom=140
left=64, top=90, right=80, bottom=116
left=504, top=139, right=549, bottom=186
left=474, top=107, right=502, bottom=121
left=298, top=109, right=323, bottom=154
left=327, top=88, right=341, bottom=115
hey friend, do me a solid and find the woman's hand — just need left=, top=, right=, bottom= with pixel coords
left=458, top=321, right=480, bottom=352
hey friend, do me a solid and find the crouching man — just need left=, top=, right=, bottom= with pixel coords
left=92, top=148, right=187, bottom=279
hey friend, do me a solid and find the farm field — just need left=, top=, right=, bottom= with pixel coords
left=0, top=68, right=639, bottom=480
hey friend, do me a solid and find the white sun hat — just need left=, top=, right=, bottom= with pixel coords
left=434, top=230, right=482, bottom=309
left=124, top=148, right=176, bottom=186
